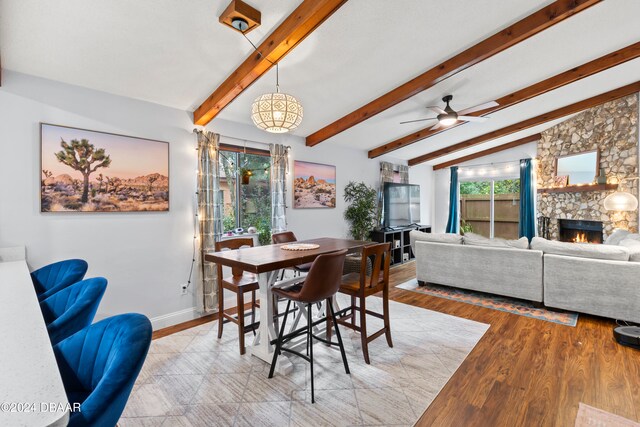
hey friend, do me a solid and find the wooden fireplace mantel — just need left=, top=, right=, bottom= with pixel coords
left=537, top=183, right=618, bottom=194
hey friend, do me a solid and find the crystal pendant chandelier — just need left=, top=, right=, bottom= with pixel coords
left=251, top=64, right=303, bottom=133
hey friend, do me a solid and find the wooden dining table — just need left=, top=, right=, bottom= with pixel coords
left=205, top=237, right=368, bottom=374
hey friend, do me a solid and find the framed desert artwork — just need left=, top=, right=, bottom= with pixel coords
left=40, top=123, right=169, bottom=212
left=293, top=160, right=336, bottom=209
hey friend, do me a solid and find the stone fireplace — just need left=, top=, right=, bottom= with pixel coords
left=557, top=219, right=603, bottom=244
left=536, top=94, right=639, bottom=241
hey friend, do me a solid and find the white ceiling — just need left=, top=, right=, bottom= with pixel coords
left=2, top=0, right=640, bottom=165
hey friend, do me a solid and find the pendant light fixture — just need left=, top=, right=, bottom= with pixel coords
left=251, top=63, right=303, bottom=133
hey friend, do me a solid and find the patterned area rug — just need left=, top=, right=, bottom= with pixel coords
left=119, top=296, right=489, bottom=427
left=575, top=403, right=640, bottom=426
left=397, top=278, right=579, bottom=327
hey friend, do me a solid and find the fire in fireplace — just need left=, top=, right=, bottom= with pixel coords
left=557, top=219, right=603, bottom=244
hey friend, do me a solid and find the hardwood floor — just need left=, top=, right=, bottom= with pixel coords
left=154, top=261, right=640, bottom=426
left=386, top=262, right=640, bottom=427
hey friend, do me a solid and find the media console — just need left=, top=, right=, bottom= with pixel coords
left=371, top=225, right=431, bottom=266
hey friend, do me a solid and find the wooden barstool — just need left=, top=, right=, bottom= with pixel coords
left=332, top=242, right=392, bottom=364
left=268, top=249, right=350, bottom=404
left=215, top=237, right=260, bottom=355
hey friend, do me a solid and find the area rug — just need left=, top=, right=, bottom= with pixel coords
left=119, top=296, right=489, bottom=427
left=397, top=278, right=579, bottom=327
left=575, top=402, right=640, bottom=426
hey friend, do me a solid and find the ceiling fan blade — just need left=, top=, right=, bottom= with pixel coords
left=430, top=122, right=443, bottom=130
left=458, top=115, right=489, bottom=123
left=458, top=100, right=499, bottom=115
left=400, top=117, right=437, bottom=125
left=426, top=106, right=447, bottom=115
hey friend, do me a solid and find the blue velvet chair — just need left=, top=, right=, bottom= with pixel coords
left=40, top=277, right=107, bottom=345
left=53, top=314, right=152, bottom=427
left=31, top=259, right=89, bottom=301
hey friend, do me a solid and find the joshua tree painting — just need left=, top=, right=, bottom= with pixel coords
left=41, top=123, right=169, bottom=212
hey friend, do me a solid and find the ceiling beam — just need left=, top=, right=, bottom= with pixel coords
left=193, top=0, right=348, bottom=126
left=305, top=0, right=602, bottom=147
left=432, top=134, right=541, bottom=170
left=370, top=41, right=640, bottom=158
left=408, top=81, right=640, bottom=166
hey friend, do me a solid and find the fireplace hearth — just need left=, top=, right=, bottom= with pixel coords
left=557, top=219, right=603, bottom=244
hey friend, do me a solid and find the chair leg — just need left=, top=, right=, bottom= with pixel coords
left=325, top=298, right=333, bottom=342
left=269, top=300, right=292, bottom=379
left=329, top=299, right=350, bottom=375
left=217, top=286, right=224, bottom=339
left=237, top=291, right=245, bottom=355
left=351, top=296, right=356, bottom=327
left=383, top=285, right=393, bottom=348
left=308, top=303, right=315, bottom=404
left=251, top=290, right=257, bottom=336
left=359, top=296, right=370, bottom=364
left=273, top=295, right=280, bottom=333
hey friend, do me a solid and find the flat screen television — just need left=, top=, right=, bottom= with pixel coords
left=383, top=183, right=421, bottom=228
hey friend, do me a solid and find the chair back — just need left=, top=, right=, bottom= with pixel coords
left=40, top=277, right=108, bottom=345
left=31, top=259, right=89, bottom=301
left=272, top=231, right=297, bottom=244
left=296, top=249, right=347, bottom=303
left=53, top=313, right=152, bottom=427
left=215, top=237, right=254, bottom=277
left=360, top=243, right=391, bottom=290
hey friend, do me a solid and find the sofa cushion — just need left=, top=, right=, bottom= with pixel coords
left=463, top=232, right=529, bottom=249
left=623, top=233, right=640, bottom=242
left=619, top=239, right=640, bottom=262
left=530, top=237, right=630, bottom=261
left=409, top=230, right=462, bottom=253
left=604, top=229, right=630, bottom=245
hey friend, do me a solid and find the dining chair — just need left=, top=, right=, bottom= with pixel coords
left=332, top=242, right=393, bottom=364
left=40, top=277, right=108, bottom=345
left=271, top=231, right=312, bottom=275
left=53, top=313, right=152, bottom=427
left=216, top=237, right=260, bottom=355
left=268, top=249, right=350, bottom=404
left=31, top=259, right=89, bottom=301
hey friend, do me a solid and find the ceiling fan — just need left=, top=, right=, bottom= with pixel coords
left=400, top=95, right=498, bottom=130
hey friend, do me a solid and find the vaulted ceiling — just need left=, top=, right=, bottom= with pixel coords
left=2, top=0, right=639, bottom=166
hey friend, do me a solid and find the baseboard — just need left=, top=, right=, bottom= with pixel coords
left=149, top=306, right=201, bottom=330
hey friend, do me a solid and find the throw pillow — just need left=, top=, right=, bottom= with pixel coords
left=409, top=230, right=462, bottom=254
left=605, top=229, right=630, bottom=245
left=619, top=239, right=640, bottom=262
left=530, top=237, right=630, bottom=261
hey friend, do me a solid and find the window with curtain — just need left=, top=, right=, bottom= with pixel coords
left=460, top=178, right=520, bottom=239
left=219, top=150, right=272, bottom=245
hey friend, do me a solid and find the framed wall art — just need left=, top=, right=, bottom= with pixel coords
left=293, top=160, right=336, bottom=209
left=40, top=123, right=169, bottom=212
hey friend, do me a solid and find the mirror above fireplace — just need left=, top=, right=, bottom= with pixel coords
left=555, top=150, right=599, bottom=186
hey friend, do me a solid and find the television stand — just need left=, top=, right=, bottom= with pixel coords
left=371, top=225, right=431, bottom=266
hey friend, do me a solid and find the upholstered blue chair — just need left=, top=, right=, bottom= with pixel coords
left=31, top=259, right=89, bottom=301
left=53, top=314, right=152, bottom=427
left=40, top=277, right=107, bottom=345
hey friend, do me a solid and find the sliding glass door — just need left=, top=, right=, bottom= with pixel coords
left=460, top=179, right=520, bottom=239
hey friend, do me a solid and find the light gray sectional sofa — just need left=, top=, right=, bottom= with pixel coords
left=410, top=230, right=640, bottom=323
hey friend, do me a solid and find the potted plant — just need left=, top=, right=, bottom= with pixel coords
left=343, top=181, right=378, bottom=240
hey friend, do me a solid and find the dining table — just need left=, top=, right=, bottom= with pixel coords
left=205, top=237, right=368, bottom=374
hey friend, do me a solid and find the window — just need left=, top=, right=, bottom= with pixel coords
left=460, top=178, right=520, bottom=239
left=219, top=150, right=272, bottom=245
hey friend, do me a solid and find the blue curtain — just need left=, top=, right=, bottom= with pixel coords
left=445, top=166, right=459, bottom=234
left=519, top=159, right=536, bottom=240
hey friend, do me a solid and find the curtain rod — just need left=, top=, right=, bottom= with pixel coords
left=193, top=129, right=291, bottom=150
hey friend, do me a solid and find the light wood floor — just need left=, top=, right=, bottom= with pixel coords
left=154, top=261, right=640, bottom=427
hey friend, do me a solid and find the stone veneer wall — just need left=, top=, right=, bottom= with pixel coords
left=537, top=93, right=639, bottom=240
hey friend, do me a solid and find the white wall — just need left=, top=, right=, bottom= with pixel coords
left=0, top=71, right=429, bottom=329
left=432, top=142, right=538, bottom=232
left=0, top=71, right=199, bottom=328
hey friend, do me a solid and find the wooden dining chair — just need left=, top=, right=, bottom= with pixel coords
left=215, top=237, right=260, bottom=355
left=271, top=231, right=312, bottom=275
left=331, top=242, right=392, bottom=364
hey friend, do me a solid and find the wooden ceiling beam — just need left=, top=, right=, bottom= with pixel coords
left=305, top=0, right=602, bottom=147
left=408, top=81, right=640, bottom=166
left=370, top=41, right=640, bottom=158
left=432, top=134, right=541, bottom=170
left=193, top=0, right=348, bottom=126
